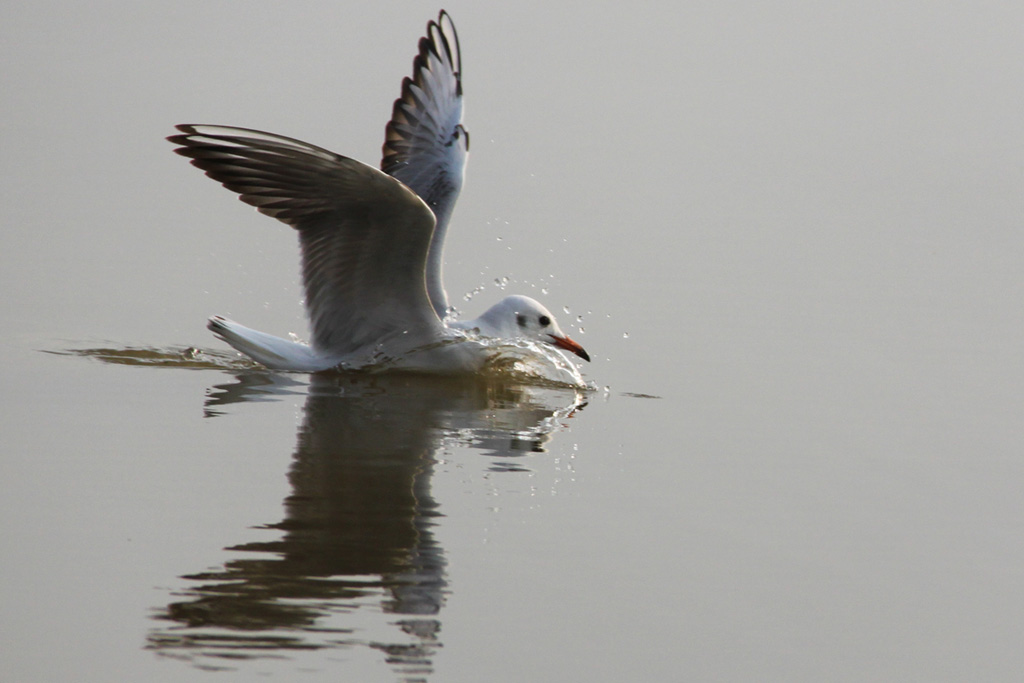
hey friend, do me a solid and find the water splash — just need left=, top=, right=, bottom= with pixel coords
left=352, top=331, right=590, bottom=389
left=469, top=337, right=589, bottom=389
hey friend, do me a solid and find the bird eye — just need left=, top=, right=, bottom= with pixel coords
left=516, top=314, right=527, bottom=327
left=538, top=315, right=551, bottom=327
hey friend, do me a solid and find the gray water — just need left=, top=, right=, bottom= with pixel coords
left=4, top=2, right=1024, bottom=681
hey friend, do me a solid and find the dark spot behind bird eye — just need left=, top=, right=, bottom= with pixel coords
left=516, top=314, right=527, bottom=327
left=539, top=315, right=551, bottom=327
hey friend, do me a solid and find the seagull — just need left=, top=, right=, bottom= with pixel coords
left=168, top=11, right=589, bottom=373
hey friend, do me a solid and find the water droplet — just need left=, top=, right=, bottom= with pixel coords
left=562, top=306, right=570, bottom=315
left=541, top=288, right=548, bottom=295
left=622, top=332, right=630, bottom=339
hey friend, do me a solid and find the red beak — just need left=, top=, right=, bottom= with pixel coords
left=549, top=334, right=590, bottom=362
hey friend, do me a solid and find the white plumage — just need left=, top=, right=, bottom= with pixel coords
left=169, top=12, right=588, bottom=374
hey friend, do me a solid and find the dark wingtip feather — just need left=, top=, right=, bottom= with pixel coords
left=381, top=12, right=463, bottom=174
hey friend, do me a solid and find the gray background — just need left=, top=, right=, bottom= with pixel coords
left=3, top=1, right=1024, bottom=680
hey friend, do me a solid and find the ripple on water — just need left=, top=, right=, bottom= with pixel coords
left=47, top=339, right=593, bottom=391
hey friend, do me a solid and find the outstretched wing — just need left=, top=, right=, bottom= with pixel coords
left=382, top=10, right=468, bottom=318
left=169, top=124, right=445, bottom=356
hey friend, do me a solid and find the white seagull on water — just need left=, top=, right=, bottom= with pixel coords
left=169, top=11, right=589, bottom=374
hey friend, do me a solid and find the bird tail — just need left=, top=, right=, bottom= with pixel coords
left=207, top=316, right=329, bottom=371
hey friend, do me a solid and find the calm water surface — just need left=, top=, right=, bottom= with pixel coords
left=4, top=2, right=1024, bottom=681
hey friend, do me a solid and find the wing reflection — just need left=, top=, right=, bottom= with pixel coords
left=148, top=372, right=586, bottom=678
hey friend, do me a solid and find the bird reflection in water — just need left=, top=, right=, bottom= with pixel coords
left=148, top=371, right=586, bottom=678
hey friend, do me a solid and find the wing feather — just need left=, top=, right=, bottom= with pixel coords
left=382, top=10, right=467, bottom=317
left=169, top=124, right=445, bottom=356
